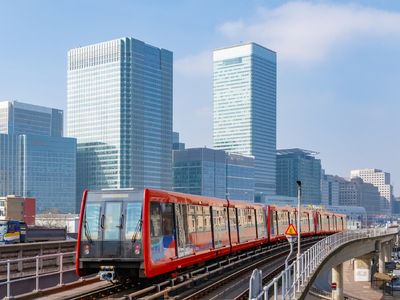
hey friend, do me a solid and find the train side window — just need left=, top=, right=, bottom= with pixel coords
left=175, top=204, right=194, bottom=257
left=192, top=206, right=212, bottom=252
left=238, top=208, right=256, bottom=242
left=256, top=209, right=267, bottom=239
left=212, top=207, right=229, bottom=248
left=150, top=202, right=176, bottom=262
left=229, top=208, right=238, bottom=244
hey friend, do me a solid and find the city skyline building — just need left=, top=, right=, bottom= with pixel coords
left=321, top=169, right=340, bottom=206
left=173, top=147, right=255, bottom=201
left=276, top=148, right=321, bottom=204
left=338, top=177, right=385, bottom=220
left=0, top=100, right=76, bottom=213
left=67, top=38, right=173, bottom=209
left=213, top=43, right=276, bottom=198
left=173, top=131, right=185, bottom=151
left=350, top=169, right=393, bottom=212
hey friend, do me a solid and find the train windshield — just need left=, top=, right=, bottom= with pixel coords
left=82, top=191, right=143, bottom=243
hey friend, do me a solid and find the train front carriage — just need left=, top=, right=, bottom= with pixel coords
left=76, top=190, right=144, bottom=281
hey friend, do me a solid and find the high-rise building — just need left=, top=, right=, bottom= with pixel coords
left=321, top=170, right=340, bottom=206
left=173, top=147, right=255, bottom=201
left=213, top=43, right=276, bottom=198
left=67, top=38, right=173, bottom=208
left=276, top=149, right=321, bottom=204
left=338, top=177, right=385, bottom=220
left=0, top=101, right=63, bottom=136
left=0, top=101, right=76, bottom=213
left=350, top=169, right=393, bottom=210
left=172, top=132, right=185, bottom=151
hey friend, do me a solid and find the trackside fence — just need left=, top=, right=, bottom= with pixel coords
left=249, top=227, right=399, bottom=300
left=0, top=251, right=76, bottom=299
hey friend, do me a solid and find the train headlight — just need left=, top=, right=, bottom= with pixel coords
left=134, top=244, right=141, bottom=255
left=83, top=244, right=90, bottom=255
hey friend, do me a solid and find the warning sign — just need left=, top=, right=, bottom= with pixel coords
left=285, top=224, right=298, bottom=236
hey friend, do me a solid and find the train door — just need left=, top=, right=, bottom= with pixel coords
left=101, top=201, right=123, bottom=257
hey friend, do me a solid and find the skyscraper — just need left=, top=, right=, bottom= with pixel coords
left=67, top=38, right=173, bottom=206
left=0, top=101, right=76, bottom=213
left=213, top=43, right=276, bottom=198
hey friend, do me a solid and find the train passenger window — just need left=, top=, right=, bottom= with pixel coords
left=150, top=201, right=176, bottom=262
left=175, top=204, right=194, bottom=257
left=238, top=208, right=256, bottom=242
left=125, top=202, right=142, bottom=240
left=83, top=203, right=101, bottom=241
left=212, top=207, right=229, bottom=248
left=301, top=212, right=309, bottom=233
left=256, top=209, right=267, bottom=239
left=192, top=206, right=212, bottom=252
left=229, top=208, right=238, bottom=244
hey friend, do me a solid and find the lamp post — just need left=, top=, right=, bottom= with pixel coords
left=296, top=180, right=302, bottom=260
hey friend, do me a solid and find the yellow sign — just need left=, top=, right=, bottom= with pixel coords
left=285, top=224, right=298, bottom=236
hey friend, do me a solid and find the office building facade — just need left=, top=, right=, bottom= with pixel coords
left=350, top=169, right=393, bottom=211
left=67, top=38, right=173, bottom=206
left=0, top=101, right=76, bottom=213
left=276, top=149, right=321, bottom=204
left=213, top=43, right=276, bottom=197
left=338, top=177, right=385, bottom=218
left=173, top=132, right=185, bottom=151
left=320, top=170, right=340, bottom=206
left=173, top=148, right=255, bottom=201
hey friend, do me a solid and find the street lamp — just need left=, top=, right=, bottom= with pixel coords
left=296, top=180, right=302, bottom=260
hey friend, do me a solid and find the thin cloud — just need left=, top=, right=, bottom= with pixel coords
left=218, top=2, right=400, bottom=64
left=174, top=51, right=212, bottom=77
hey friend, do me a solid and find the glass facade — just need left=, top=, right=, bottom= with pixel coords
left=173, top=148, right=255, bottom=201
left=67, top=38, right=172, bottom=210
left=0, top=134, right=19, bottom=197
left=20, top=135, right=76, bottom=213
left=0, top=101, right=76, bottom=213
left=0, top=101, right=63, bottom=136
left=213, top=43, right=276, bottom=197
left=276, top=149, right=321, bottom=204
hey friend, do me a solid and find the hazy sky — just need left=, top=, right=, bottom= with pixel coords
left=1, top=0, right=399, bottom=193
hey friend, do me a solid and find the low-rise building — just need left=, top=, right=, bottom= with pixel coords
left=0, top=195, right=36, bottom=225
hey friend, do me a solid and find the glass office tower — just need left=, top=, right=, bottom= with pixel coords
left=0, top=101, right=76, bottom=213
left=276, top=148, right=321, bottom=204
left=67, top=38, right=173, bottom=206
left=173, top=147, right=255, bottom=201
left=213, top=43, right=276, bottom=198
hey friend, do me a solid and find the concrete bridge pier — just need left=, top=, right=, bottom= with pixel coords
left=378, top=242, right=385, bottom=273
left=384, top=241, right=392, bottom=262
left=331, top=263, right=343, bottom=300
left=353, top=254, right=372, bottom=281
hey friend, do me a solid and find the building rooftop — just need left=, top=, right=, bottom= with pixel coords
left=277, top=148, right=319, bottom=157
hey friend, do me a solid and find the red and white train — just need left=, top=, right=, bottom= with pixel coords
left=76, top=189, right=346, bottom=281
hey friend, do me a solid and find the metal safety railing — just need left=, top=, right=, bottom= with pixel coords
left=249, top=227, right=399, bottom=300
left=0, top=251, right=76, bottom=299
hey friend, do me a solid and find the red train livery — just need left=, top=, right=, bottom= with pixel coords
left=76, top=189, right=346, bottom=281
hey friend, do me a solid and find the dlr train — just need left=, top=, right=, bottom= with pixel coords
left=76, top=189, right=346, bottom=282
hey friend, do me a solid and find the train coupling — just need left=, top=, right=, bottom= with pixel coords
left=99, top=266, right=116, bottom=282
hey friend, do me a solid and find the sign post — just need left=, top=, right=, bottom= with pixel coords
left=284, top=224, right=298, bottom=296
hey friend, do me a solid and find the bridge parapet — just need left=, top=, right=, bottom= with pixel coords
left=250, top=227, right=399, bottom=300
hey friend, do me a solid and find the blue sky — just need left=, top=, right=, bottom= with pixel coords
left=1, top=0, right=399, bottom=194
